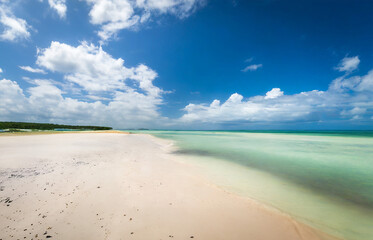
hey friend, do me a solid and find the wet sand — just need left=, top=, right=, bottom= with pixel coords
left=0, top=133, right=338, bottom=240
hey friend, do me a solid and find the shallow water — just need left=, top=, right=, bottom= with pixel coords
left=128, top=130, right=373, bottom=240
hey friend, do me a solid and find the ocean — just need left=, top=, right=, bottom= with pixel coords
left=127, top=130, right=373, bottom=240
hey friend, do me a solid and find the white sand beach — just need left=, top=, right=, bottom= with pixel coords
left=0, top=132, right=338, bottom=240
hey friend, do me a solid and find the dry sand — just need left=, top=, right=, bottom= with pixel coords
left=0, top=132, right=338, bottom=240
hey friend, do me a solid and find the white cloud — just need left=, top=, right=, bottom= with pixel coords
left=0, top=41, right=167, bottom=128
left=180, top=58, right=373, bottom=125
left=264, top=88, right=283, bottom=99
left=0, top=78, right=106, bottom=124
left=136, top=0, right=202, bottom=17
left=36, top=41, right=163, bottom=97
left=48, top=0, right=67, bottom=18
left=28, top=79, right=63, bottom=99
left=180, top=90, right=327, bottom=123
left=336, top=56, right=360, bottom=73
left=85, top=0, right=137, bottom=41
left=349, top=107, right=366, bottom=115
left=0, top=67, right=2, bottom=73
left=329, top=69, right=373, bottom=92
left=341, top=107, right=367, bottom=120
left=83, top=0, right=205, bottom=42
left=0, top=6, right=30, bottom=41
left=0, top=79, right=29, bottom=117
left=0, top=77, right=166, bottom=128
left=242, top=64, right=262, bottom=72
left=37, top=41, right=133, bottom=92
left=19, top=66, right=47, bottom=74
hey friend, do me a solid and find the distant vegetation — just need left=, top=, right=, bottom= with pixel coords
left=0, top=122, right=112, bottom=131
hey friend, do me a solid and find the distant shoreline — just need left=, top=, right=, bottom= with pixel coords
left=0, top=129, right=128, bottom=136
left=0, top=121, right=112, bottom=132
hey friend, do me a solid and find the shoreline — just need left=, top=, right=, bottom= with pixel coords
left=0, top=130, right=129, bottom=136
left=0, top=132, right=339, bottom=240
left=143, top=133, right=341, bottom=240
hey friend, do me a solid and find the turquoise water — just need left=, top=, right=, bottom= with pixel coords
left=128, top=130, right=373, bottom=240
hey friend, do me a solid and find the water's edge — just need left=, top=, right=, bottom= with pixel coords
left=139, top=133, right=344, bottom=239
left=127, top=131, right=373, bottom=240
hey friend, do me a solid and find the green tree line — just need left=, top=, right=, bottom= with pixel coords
left=0, top=122, right=112, bottom=131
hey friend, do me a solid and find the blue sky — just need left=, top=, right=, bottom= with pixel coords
left=0, top=0, right=372, bottom=129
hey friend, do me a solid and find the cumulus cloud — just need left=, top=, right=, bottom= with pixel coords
left=242, top=64, right=262, bottom=72
left=0, top=6, right=30, bottom=41
left=19, top=66, right=47, bottom=74
left=47, top=0, right=67, bottom=18
left=0, top=67, right=2, bottom=73
left=0, top=41, right=167, bottom=128
left=0, top=78, right=106, bottom=124
left=180, top=58, right=373, bottom=125
left=336, top=56, right=360, bottom=73
left=136, top=0, right=202, bottom=16
left=329, top=69, right=373, bottom=92
left=341, top=107, right=366, bottom=120
left=36, top=41, right=163, bottom=97
left=83, top=0, right=205, bottom=41
left=0, top=79, right=29, bottom=117
left=37, top=41, right=132, bottom=92
left=180, top=90, right=326, bottom=123
left=264, top=88, right=283, bottom=99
